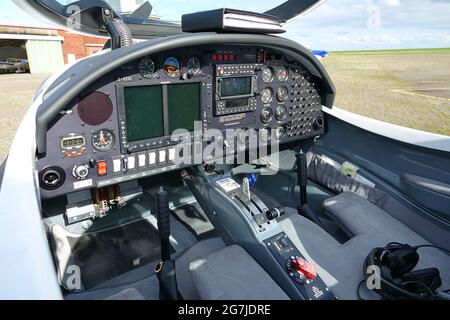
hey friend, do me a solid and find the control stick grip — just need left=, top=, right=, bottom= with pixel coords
left=296, top=151, right=308, bottom=186
left=156, top=187, right=171, bottom=261
left=296, top=151, right=308, bottom=206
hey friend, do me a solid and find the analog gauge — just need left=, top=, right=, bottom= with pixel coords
left=92, top=129, right=115, bottom=152
left=259, top=127, right=271, bottom=143
left=276, top=86, right=289, bottom=102
left=275, top=105, right=287, bottom=121
left=261, top=66, right=274, bottom=83
left=274, top=125, right=287, bottom=140
left=138, top=57, right=156, bottom=79
left=261, top=88, right=273, bottom=104
left=260, top=107, right=274, bottom=123
left=164, top=57, right=181, bottom=78
left=187, top=57, right=201, bottom=75
left=276, top=66, right=289, bottom=82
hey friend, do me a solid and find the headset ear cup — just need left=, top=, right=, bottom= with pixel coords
left=401, top=268, right=442, bottom=295
left=388, top=249, right=419, bottom=277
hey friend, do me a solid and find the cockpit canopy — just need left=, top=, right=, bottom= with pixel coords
left=13, top=0, right=325, bottom=38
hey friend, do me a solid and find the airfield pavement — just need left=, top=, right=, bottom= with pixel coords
left=0, top=49, right=449, bottom=161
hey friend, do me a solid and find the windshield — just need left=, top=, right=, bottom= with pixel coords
left=49, top=0, right=281, bottom=23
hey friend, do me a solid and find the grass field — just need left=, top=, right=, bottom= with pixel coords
left=0, top=49, right=449, bottom=160
left=322, top=48, right=450, bottom=136
left=330, top=48, right=450, bottom=55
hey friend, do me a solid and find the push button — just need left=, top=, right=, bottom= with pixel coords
left=138, top=154, right=146, bottom=168
left=158, top=149, right=167, bottom=164
left=149, top=152, right=156, bottom=166
left=97, top=161, right=107, bottom=176
left=127, top=156, right=136, bottom=170
left=113, top=159, right=122, bottom=173
left=168, top=148, right=176, bottom=162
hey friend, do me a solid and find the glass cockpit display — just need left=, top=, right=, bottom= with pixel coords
left=220, top=77, right=252, bottom=98
left=122, top=82, right=201, bottom=146
left=168, top=83, right=201, bottom=133
left=123, top=85, right=164, bottom=142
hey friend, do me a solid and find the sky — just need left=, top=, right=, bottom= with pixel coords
left=1, top=0, right=450, bottom=51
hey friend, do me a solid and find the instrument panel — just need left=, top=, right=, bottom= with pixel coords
left=37, top=45, right=325, bottom=199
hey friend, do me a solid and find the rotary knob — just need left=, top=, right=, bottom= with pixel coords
left=286, top=256, right=317, bottom=284
left=72, top=164, right=90, bottom=180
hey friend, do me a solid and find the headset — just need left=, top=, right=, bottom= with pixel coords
left=362, top=242, right=450, bottom=300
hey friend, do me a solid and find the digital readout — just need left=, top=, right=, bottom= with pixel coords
left=61, top=137, right=85, bottom=149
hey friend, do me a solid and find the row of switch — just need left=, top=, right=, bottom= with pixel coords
left=112, top=147, right=177, bottom=174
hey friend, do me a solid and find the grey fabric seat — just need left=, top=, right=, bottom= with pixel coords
left=189, top=245, right=289, bottom=300
left=322, top=192, right=450, bottom=290
left=105, top=288, right=146, bottom=300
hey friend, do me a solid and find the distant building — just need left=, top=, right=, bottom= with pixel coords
left=0, top=24, right=107, bottom=74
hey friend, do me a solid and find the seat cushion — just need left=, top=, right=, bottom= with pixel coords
left=105, top=288, right=146, bottom=300
left=322, top=192, right=450, bottom=289
left=175, top=238, right=226, bottom=300
left=189, top=245, right=289, bottom=300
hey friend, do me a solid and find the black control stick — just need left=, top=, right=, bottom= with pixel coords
left=296, top=151, right=308, bottom=207
left=155, top=187, right=181, bottom=300
left=156, top=187, right=171, bottom=261
left=295, top=151, right=325, bottom=228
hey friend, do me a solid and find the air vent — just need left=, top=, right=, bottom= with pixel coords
left=39, top=166, right=65, bottom=190
left=313, top=117, right=324, bottom=131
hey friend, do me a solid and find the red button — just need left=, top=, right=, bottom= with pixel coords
left=223, top=54, right=229, bottom=61
left=97, top=161, right=107, bottom=176
left=291, top=258, right=317, bottom=280
left=217, top=54, right=223, bottom=60
left=211, top=54, right=217, bottom=61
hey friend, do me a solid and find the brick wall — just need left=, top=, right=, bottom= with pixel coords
left=57, top=30, right=107, bottom=64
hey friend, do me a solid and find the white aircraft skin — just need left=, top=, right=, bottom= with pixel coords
left=0, top=52, right=107, bottom=299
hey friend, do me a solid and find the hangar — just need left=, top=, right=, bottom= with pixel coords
left=0, top=25, right=106, bottom=74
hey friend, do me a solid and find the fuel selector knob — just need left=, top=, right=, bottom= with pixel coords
left=286, top=256, right=317, bottom=284
left=72, top=164, right=90, bottom=180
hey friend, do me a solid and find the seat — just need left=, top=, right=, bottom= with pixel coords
left=105, top=288, right=146, bottom=300
left=279, top=192, right=450, bottom=299
left=322, top=192, right=450, bottom=289
left=188, top=245, right=289, bottom=300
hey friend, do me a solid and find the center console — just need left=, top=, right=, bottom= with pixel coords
left=184, top=166, right=336, bottom=300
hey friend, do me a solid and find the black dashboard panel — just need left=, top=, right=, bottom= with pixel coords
left=37, top=45, right=326, bottom=199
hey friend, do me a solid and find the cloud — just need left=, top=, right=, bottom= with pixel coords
left=284, top=0, right=450, bottom=50
left=382, top=0, right=401, bottom=7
